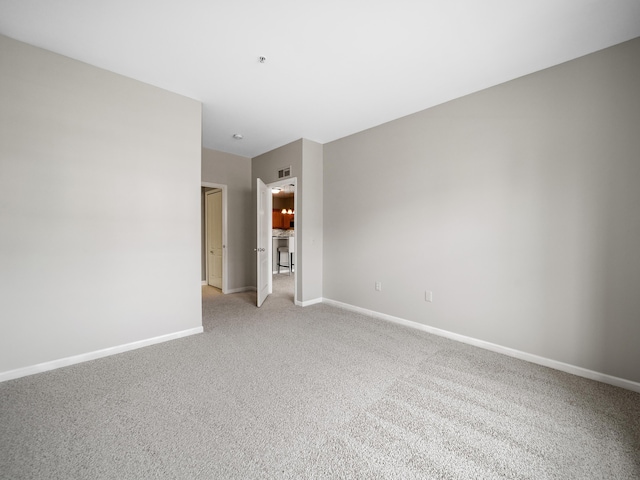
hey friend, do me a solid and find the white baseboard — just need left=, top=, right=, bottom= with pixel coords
left=322, top=298, right=640, bottom=394
left=296, top=297, right=323, bottom=307
left=0, top=326, right=203, bottom=383
left=201, top=280, right=207, bottom=286
left=227, top=286, right=256, bottom=294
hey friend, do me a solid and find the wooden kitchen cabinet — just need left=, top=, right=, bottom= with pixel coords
left=273, top=209, right=294, bottom=229
left=273, top=210, right=285, bottom=229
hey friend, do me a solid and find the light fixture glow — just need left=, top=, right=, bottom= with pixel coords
left=272, top=188, right=281, bottom=194
left=281, top=208, right=287, bottom=214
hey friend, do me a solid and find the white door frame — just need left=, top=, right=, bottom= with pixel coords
left=267, top=177, right=297, bottom=305
left=202, top=182, right=228, bottom=294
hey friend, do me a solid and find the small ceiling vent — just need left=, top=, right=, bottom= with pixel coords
left=278, top=166, right=291, bottom=179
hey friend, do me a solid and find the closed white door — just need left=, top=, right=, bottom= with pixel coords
left=206, top=190, right=222, bottom=289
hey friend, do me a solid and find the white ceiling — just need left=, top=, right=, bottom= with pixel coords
left=1, top=1, right=639, bottom=158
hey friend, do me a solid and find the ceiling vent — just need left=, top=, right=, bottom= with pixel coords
left=278, top=166, right=291, bottom=179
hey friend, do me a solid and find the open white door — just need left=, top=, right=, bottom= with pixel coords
left=256, top=178, right=272, bottom=307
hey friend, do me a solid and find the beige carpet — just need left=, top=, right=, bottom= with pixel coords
left=1, top=274, right=639, bottom=479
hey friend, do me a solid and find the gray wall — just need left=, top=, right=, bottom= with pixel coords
left=252, top=139, right=324, bottom=304
left=323, top=37, right=640, bottom=383
left=202, top=148, right=252, bottom=291
left=0, top=35, right=202, bottom=373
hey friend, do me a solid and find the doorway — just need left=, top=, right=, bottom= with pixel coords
left=269, top=179, right=297, bottom=304
left=256, top=177, right=297, bottom=308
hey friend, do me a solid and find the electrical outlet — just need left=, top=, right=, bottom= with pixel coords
left=375, top=281, right=382, bottom=291
left=425, top=291, right=433, bottom=302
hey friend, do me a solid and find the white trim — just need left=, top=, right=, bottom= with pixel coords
left=202, top=182, right=228, bottom=294
left=322, top=298, right=640, bottom=394
left=0, top=327, right=203, bottom=383
left=201, top=280, right=207, bottom=286
left=297, top=297, right=323, bottom=307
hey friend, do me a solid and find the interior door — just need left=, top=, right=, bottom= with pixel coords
left=256, top=178, right=272, bottom=307
left=206, top=190, right=223, bottom=289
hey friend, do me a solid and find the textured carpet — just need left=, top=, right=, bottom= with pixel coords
left=1, top=274, right=639, bottom=479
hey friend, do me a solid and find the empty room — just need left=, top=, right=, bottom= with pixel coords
left=1, top=1, right=639, bottom=478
